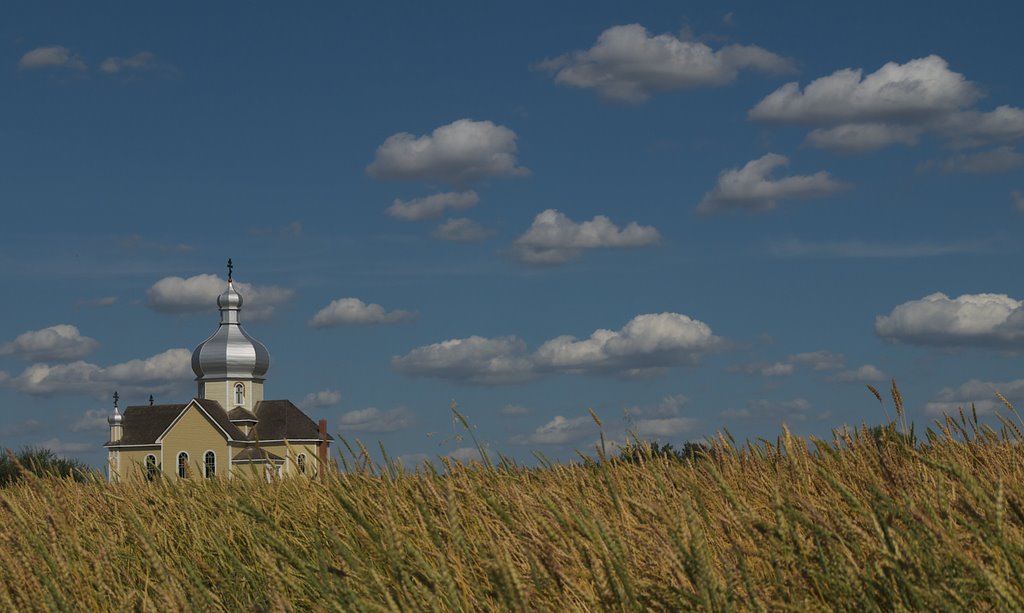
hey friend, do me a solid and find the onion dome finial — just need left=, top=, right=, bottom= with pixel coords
left=191, top=261, right=271, bottom=381
left=108, top=391, right=122, bottom=426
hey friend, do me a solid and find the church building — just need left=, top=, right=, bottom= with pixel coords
left=105, top=261, right=332, bottom=481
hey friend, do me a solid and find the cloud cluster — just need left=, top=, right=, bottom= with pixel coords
left=17, top=46, right=87, bottom=71
left=392, top=336, right=535, bottom=385
left=309, top=298, right=415, bottom=327
left=720, top=398, right=816, bottom=421
left=367, top=119, right=529, bottom=185
left=2, top=348, right=192, bottom=397
left=18, top=46, right=167, bottom=76
left=827, top=364, right=888, bottom=384
left=99, top=51, right=157, bottom=74
left=697, top=153, right=848, bottom=214
left=146, top=274, right=294, bottom=320
left=0, top=325, right=98, bottom=361
left=512, top=415, right=597, bottom=445
left=432, top=218, right=494, bottom=242
left=337, top=406, right=415, bottom=432
left=300, top=389, right=343, bottom=409
left=925, top=378, right=1024, bottom=416
left=750, top=55, right=1024, bottom=152
left=624, top=394, right=698, bottom=438
left=513, top=209, right=660, bottom=264
left=70, top=409, right=109, bottom=433
left=392, top=312, right=722, bottom=384
left=386, top=191, right=479, bottom=221
left=538, top=24, right=794, bottom=103
left=875, top=292, right=1024, bottom=349
left=729, top=350, right=847, bottom=378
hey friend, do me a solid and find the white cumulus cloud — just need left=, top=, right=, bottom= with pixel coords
left=750, top=56, right=1024, bottom=152
left=337, top=407, right=415, bottom=432
left=697, top=153, right=848, bottom=214
left=0, top=325, right=99, bottom=361
left=3, top=348, right=192, bottom=397
left=18, top=46, right=87, bottom=71
left=537, top=24, right=794, bottom=103
left=145, top=274, right=294, bottom=321
left=367, top=119, right=529, bottom=185
left=513, top=209, right=660, bottom=265
left=393, top=312, right=722, bottom=384
left=309, top=298, right=415, bottom=327
left=386, top=191, right=479, bottom=221
left=533, top=313, right=721, bottom=377
left=750, top=55, right=979, bottom=125
left=875, top=292, right=1024, bottom=349
left=392, top=336, right=535, bottom=385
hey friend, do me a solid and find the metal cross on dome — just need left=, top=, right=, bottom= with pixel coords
left=227, top=258, right=234, bottom=282
left=113, top=391, right=119, bottom=409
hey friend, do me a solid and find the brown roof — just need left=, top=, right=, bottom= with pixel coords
left=227, top=405, right=258, bottom=422
left=232, top=447, right=284, bottom=463
left=252, top=400, right=333, bottom=441
left=106, top=404, right=185, bottom=446
left=106, top=398, right=247, bottom=447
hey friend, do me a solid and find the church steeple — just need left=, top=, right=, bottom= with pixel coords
left=190, top=260, right=270, bottom=410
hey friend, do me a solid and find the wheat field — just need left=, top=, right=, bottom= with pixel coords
left=3, top=395, right=1024, bottom=611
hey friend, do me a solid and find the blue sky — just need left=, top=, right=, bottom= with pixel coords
left=3, top=1, right=1024, bottom=467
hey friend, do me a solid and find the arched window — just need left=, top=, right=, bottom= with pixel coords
left=204, top=451, right=216, bottom=478
left=177, top=452, right=189, bottom=479
left=145, top=454, right=158, bottom=481
left=297, top=453, right=306, bottom=475
left=234, top=383, right=245, bottom=406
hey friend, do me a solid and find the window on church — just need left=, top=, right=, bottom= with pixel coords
left=177, top=452, right=189, bottom=479
left=145, top=455, right=158, bottom=481
left=204, top=451, right=216, bottom=478
left=234, top=383, right=245, bottom=406
left=297, top=453, right=306, bottom=474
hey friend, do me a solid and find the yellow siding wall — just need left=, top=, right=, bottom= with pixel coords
left=160, top=404, right=231, bottom=479
left=260, top=443, right=323, bottom=477
left=108, top=448, right=160, bottom=481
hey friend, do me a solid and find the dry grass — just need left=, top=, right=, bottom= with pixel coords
left=3, top=401, right=1024, bottom=610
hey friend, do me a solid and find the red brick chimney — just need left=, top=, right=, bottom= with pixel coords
left=318, top=419, right=328, bottom=481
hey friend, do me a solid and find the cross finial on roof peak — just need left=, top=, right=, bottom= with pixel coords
left=113, top=391, right=119, bottom=409
left=227, top=258, right=234, bottom=282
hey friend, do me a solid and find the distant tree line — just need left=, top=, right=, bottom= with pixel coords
left=0, top=447, right=94, bottom=486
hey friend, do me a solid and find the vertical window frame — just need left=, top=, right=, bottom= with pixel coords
left=177, top=451, right=189, bottom=479
left=204, top=450, right=216, bottom=478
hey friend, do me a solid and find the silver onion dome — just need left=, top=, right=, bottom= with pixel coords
left=191, top=268, right=270, bottom=381
left=107, top=391, right=122, bottom=426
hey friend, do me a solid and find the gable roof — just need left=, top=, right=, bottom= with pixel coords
left=252, top=399, right=333, bottom=441
left=106, top=404, right=185, bottom=446
left=109, top=398, right=247, bottom=447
